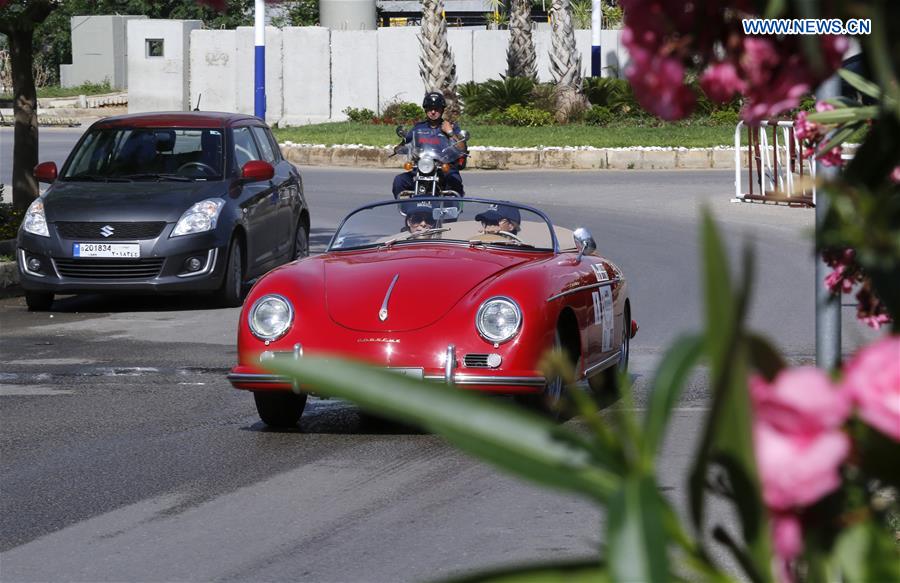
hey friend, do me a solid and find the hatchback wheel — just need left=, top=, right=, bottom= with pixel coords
left=217, top=238, right=243, bottom=307
left=25, top=291, right=54, bottom=311
left=254, top=391, right=307, bottom=428
left=292, top=222, right=309, bottom=260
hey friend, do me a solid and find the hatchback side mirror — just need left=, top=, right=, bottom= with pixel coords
left=573, top=227, right=596, bottom=263
left=34, top=161, right=58, bottom=184
left=241, top=160, right=274, bottom=182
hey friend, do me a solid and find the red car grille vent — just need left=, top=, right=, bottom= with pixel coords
left=463, top=354, right=491, bottom=368
left=54, top=258, right=165, bottom=280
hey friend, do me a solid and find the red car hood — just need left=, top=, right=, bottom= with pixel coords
left=324, top=246, right=529, bottom=332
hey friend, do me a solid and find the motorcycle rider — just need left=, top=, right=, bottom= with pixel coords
left=392, top=91, right=468, bottom=198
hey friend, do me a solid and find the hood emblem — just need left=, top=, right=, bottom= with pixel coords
left=378, top=273, right=400, bottom=322
left=357, top=338, right=400, bottom=343
left=100, top=225, right=115, bottom=238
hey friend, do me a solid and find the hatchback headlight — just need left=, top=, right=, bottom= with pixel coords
left=417, top=154, right=435, bottom=174
left=23, top=198, right=49, bottom=237
left=476, top=297, right=521, bottom=343
left=249, top=294, right=294, bottom=341
left=171, top=198, right=224, bottom=237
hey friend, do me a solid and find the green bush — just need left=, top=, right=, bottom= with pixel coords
left=530, top=83, right=558, bottom=113
left=582, top=77, right=640, bottom=115
left=585, top=105, right=615, bottom=126
left=460, top=77, right=535, bottom=116
left=708, top=108, right=740, bottom=126
left=0, top=203, right=24, bottom=240
left=497, top=104, right=554, bottom=127
left=379, top=101, right=422, bottom=125
left=342, top=106, right=376, bottom=123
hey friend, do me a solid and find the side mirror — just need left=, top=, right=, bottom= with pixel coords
left=396, top=125, right=406, bottom=139
left=573, top=227, right=596, bottom=263
left=241, top=160, right=274, bottom=182
left=34, top=161, right=58, bottom=184
left=457, top=129, right=469, bottom=142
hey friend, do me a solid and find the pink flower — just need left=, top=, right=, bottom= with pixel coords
left=754, top=421, right=850, bottom=510
left=818, top=145, right=844, bottom=167
left=625, top=51, right=696, bottom=120
left=860, top=313, right=892, bottom=330
left=772, top=512, right=803, bottom=583
left=890, top=166, right=900, bottom=184
left=842, top=336, right=900, bottom=441
left=701, top=61, right=746, bottom=103
left=824, top=265, right=854, bottom=295
left=794, top=110, right=822, bottom=143
left=750, top=368, right=851, bottom=434
left=751, top=368, right=851, bottom=511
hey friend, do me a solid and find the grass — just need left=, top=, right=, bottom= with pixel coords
left=273, top=120, right=738, bottom=149
left=0, top=81, right=115, bottom=101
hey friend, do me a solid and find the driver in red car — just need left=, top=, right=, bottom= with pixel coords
left=402, top=202, right=438, bottom=235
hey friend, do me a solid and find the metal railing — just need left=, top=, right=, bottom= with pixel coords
left=732, top=119, right=816, bottom=206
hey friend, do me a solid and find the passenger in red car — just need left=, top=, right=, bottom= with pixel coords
left=475, top=204, right=521, bottom=235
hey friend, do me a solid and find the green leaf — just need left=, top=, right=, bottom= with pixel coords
left=838, top=68, right=883, bottom=101
left=688, top=215, right=773, bottom=583
left=608, top=474, right=670, bottom=583
left=746, top=333, right=786, bottom=381
left=833, top=521, right=900, bottom=583
left=640, top=334, right=704, bottom=465
left=441, top=559, right=610, bottom=583
left=815, top=122, right=863, bottom=158
left=807, top=106, right=879, bottom=125
left=266, top=356, right=620, bottom=501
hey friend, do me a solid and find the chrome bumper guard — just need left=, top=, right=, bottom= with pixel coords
left=228, top=343, right=546, bottom=388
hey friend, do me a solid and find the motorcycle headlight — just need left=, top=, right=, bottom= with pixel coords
left=249, top=294, right=294, bottom=341
left=23, top=198, right=49, bottom=237
left=171, top=198, right=224, bottom=237
left=417, top=154, right=435, bottom=174
left=476, top=297, right=522, bottom=344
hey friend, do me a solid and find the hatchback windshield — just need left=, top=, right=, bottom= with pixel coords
left=62, top=127, right=225, bottom=180
left=329, top=199, right=556, bottom=251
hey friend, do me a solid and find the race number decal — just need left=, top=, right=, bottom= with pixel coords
left=600, top=287, right=614, bottom=352
left=591, top=263, right=609, bottom=282
left=592, top=291, right=602, bottom=325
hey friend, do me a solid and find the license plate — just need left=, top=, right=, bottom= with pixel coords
left=385, top=367, right=424, bottom=379
left=73, top=243, right=140, bottom=258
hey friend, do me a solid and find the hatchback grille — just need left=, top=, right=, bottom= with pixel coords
left=55, top=222, right=166, bottom=240
left=464, top=354, right=491, bottom=368
left=54, top=258, right=165, bottom=279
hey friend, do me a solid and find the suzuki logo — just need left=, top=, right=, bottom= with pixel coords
left=100, top=225, right=115, bottom=238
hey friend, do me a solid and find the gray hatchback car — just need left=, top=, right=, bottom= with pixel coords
left=17, top=112, right=309, bottom=310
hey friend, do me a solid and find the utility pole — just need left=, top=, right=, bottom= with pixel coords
left=254, top=0, right=266, bottom=120
left=815, top=74, right=842, bottom=370
left=591, top=0, right=601, bottom=76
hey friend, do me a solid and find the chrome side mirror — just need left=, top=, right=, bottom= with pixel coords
left=573, top=227, right=596, bottom=263
left=457, top=129, right=469, bottom=141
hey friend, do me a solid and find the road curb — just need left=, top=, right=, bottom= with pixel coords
left=279, top=143, right=747, bottom=171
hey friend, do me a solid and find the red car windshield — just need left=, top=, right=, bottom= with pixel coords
left=329, top=199, right=556, bottom=251
left=62, top=127, right=225, bottom=180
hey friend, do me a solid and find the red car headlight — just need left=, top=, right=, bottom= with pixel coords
left=476, top=297, right=521, bottom=344
left=248, top=294, right=294, bottom=341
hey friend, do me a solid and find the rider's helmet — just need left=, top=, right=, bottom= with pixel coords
left=422, top=92, right=446, bottom=111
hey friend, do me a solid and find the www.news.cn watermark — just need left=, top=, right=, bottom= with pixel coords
left=742, top=18, right=872, bottom=35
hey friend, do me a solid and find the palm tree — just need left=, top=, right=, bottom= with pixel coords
left=419, top=0, right=459, bottom=119
left=506, top=0, right=537, bottom=80
left=549, top=0, right=588, bottom=122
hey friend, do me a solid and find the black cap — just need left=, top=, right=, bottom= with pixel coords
left=475, top=204, right=521, bottom=225
left=401, top=200, right=436, bottom=221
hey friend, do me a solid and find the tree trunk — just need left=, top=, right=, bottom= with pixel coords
left=506, top=0, right=537, bottom=81
left=8, top=26, right=40, bottom=212
left=549, top=0, right=588, bottom=122
left=419, top=0, right=459, bottom=119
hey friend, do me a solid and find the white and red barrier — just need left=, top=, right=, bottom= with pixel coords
left=732, top=119, right=816, bottom=206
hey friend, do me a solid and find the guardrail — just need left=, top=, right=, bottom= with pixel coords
left=732, top=119, right=816, bottom=207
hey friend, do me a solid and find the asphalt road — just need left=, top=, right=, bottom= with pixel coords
left=0, top=130, right=879, bottom=582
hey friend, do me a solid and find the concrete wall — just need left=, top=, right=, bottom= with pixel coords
left=179, top=26, right=628, bottom=125
left=128, top=20, right=202, bottom=113
left=61, top=15, right=146, bottom=89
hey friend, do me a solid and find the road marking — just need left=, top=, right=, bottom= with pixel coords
left=0, top=384, right=75, bottom=396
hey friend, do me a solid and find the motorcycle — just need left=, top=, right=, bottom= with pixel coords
left=393, top=125, right=469, bottom=199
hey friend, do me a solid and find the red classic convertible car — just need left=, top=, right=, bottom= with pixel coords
left=228, top=197, right=636, bottom=427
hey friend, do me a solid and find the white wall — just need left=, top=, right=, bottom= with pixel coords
left=180, top=26, right=628, bottom=125
left=128, top=19, right=201, bottom=113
